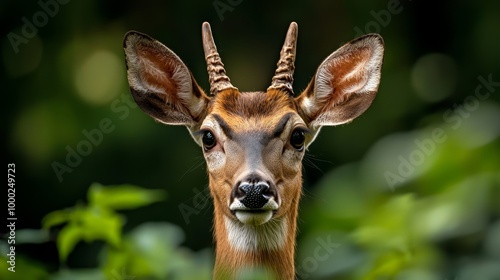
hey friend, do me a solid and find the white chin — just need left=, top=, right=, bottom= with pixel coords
left=235, top=210, right=273, bottom=225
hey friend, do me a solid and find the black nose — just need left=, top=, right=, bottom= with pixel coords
left=235, top=182, right=272, bottom=209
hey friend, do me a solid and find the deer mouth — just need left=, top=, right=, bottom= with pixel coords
left=229, top=200, right=279, bottom=225
left=234, top=209, right=268, bottom=213
left=232, top=210, right=274, bottom=225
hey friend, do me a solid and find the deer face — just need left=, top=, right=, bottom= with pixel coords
left=199, top=89, right=307, bottom=226
left=123, top=22, right=383, bottom=228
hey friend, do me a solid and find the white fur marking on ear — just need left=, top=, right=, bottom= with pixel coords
left=352, top=36, right=384, bottom=94
left=362, top=38, right=384, bottom=93
left=224, top=216, right=287, bottom=252
left=342, top=65, right=369, bottom=94
left=314, top=35, right=384, bottom=102
left=300, top=96, right=318, bottom=117
left=315, top=67, right=334, bottom=102
left=172, top=65, right=206, bottom=116
left=137, top=55, right=192, bottom=95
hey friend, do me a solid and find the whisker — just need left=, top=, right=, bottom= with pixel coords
left=178, top=156, right=206, bottom=182
left=303, top=153, right=332, bottom=175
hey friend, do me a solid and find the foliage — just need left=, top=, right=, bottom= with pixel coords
left=42, top=183, right=165, bottom=261
left=1, top=184, right=213, bottom=280
left=297, top=110, right=500, bottom=279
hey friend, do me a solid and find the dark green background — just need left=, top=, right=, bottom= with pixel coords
left=2, top=0, right=500, bottom=279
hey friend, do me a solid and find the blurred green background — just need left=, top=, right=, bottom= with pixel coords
left=2, top=0, right=500, bottom=279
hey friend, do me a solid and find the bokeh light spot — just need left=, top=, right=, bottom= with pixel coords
left=411, top=53, right=458, bottom=103
left=74, top=50, right=123, bottom=105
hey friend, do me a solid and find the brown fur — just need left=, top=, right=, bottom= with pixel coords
left=123, top=24, right=384, bottom=280
left=202, top=88, right=304, bottom=279
left=212, top=192, right=300, bottom=280
left=211, top=89, right=297, bottom=118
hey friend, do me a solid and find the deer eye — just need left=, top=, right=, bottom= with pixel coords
left=290, top=129, right=305, bottom=151
left=202, top=130, right=217, bottom=150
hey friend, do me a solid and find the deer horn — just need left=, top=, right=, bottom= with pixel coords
left=202, top=22, right=237, bottom=95
left=268, top=22, right=298, bottom=95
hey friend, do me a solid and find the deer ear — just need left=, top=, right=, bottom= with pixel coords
left=296, top=34, right=384, bottom=129
left=123, top=31, right=209, bottom=129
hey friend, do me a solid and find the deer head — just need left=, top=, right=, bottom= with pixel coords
left=123, top=22, right=384, bottom=279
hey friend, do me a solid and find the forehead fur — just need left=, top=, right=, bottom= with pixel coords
left=211, top=89, right=296, bottom=117
left=208, top=89, right=299, bottom=132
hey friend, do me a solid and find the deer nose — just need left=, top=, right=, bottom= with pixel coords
left=237, top=182, right=271, bottom=209
left=232, top=175, right=277, bottom=209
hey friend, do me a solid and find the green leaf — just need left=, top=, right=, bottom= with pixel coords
left=58, top=223, right=83, bottom=262
left=79, top=207, right=123, bottom=247
left=42, top=209, right=72, bottom=229
left=88, top=183, right=166, bottom=210
left=101, top=222, right=190, bottom=279
left=128, top=222, right=185, bottom=278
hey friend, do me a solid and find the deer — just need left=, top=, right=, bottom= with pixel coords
left=123, top=22, right=384, bottom=279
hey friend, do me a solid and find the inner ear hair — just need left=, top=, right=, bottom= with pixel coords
left=123, top=31, right=209, bottom=127
left=297, top=34, right=384, bottom=128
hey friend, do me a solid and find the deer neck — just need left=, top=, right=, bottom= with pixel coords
left=211, top=184, right=301, bottom=280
